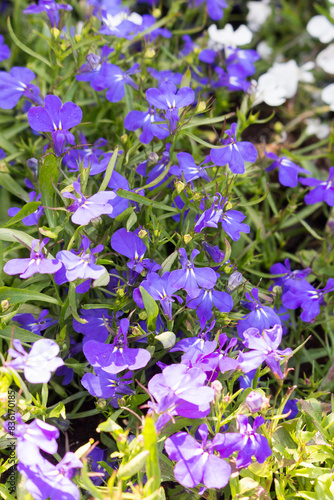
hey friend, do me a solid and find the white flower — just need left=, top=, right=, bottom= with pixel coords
left=316, top=44, right=334, bottom=73
left=247, top=0, right=271, bottom=32
left=256, top=41, right=273, bottom=60
left=307, top=15, right=334, bottom=43
left=251, top=74, right=287, bottom=107
left=267, top=60, right=314, bottom=99
left=102, top=11, right=142, bottom=30
left=305, top=118, right=330, bottom=139
left=208, top=23, right=253, bottom=51
left=321, top=83, right=334, bottom=110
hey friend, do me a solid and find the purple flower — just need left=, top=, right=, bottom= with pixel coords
left=282, top=278, right=334, bottom=322
left=148, top=363, right=215, bottom=419
left=124, top=107, right=169, bottom=144
left=170, top=152, right=212, bottom=183
left=4, top=414, right=59, bottom=465
left=146, top=82, right=195, bottom=128
left=237, top=288, right=281, bottom=338
left=147, top=68, right=183, bottom=86
left=83, top=318, right=151, bottom=374
left=195, top=194, right=250, bottom=241
left=165, top=424, right=231, bottom=489
left=0, top=67, right=41, bottom=109
left=210, top=123, right=257, bottom=174
left=195, top=0, right=228, bottom=20
left=23, top=0, right=73, bottom=27
left=27, top=95, right=82, bottom=156
left=226, top=48, right=260, bottom=78
left=187, top=287, right=233, bottom=326
left=270, top=258, right=311, bottom=292
left=8, top=191, right=44, bottom=226
left=6, top=339, right=64, bottom=383
left=4, top=238, right=62, bottom=278
left=99, top=9, right=142, bottom=39
left=213, top=66, right=250, bottom=92
left=265, top=151, right=310, bottom=187
left=55, top=236, right=105, bottom=283
left=214, top=415, right=271, bottom=468
left=169, top=248, right=218, bottom=299
left=18, top=452, right=82, bottom=500
left=111, top=228, right=154, bottom=274
left=101, top=63, right=139, bottom=103
left=299, top=166, right=334, bottom=206
left=238, top=324, right=292, bottom=378
left=283, top=399, right=299, bottom=420
left=0, top=35, right=10, bottom=62
left=63, top=181, right=115, bottom=224
left=202, top=242, right=226, bottom=263
left=133, top=272, right=182, bottom=320
left=73, top=308, right=113, bottom=343
left=13, top=309, right=56, bottom=335
left=76, top=46, right=114, bottom=88
left=81, top=368, right=134, bottom=406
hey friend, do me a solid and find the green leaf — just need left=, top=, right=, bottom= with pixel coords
left=0, top=484, right=17, bottom=500
left=99, top=147, right=118, bottom=192
left=182, top=112, right=235, bottom=130
left=140, top=287, right=159, bottom=331
left=39, top=154, right=59, bottom=227
left=69, top=282, right=86, bottom=323
left=180, top=67, right=191, bottom=88
left=78, top=461, right=104, bottom=500
left=118, top=450, right=149, bottom=480
left=0, top=326, right=40, bottom=343
left=2, top=202, right=40, bottom=228
left=0, top=228, right=34, bottom=247
left=0, top=173, right=29, bottom=202
left=7, top=17, right=52, bottom=68
left=160, top=251, right=178, bottom=274
left=143, top=416, right=161, bottom=494
left=126, top=210, right=138, bottom=231
left=0, top=287, right=59, bottom=305
left=117, top=189, right=178, bottom=212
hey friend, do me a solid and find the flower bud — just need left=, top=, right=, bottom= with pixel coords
left=227, top=271, right=243, bottom=292
left=148, top=152, right=159, bottom=166
left=86, top=53, right=101, bottom=71
left=197, top=101, right=206, bottom=113
left=139, top=311, right=147, bottom=321
left=274, top=121, right=284, bottom=133
left=116, top=288, right=125, bottom=298
left=120, top=134, right=128, bottom=144
left=75, top=34, right=81, bottom=43
left=183, top=234, right=192, bottom=244
left=51, top=27, right=60, bottom=39
left=138, top=229, right=147, bottom=239
left=27, top=157, right=38, bottom=176
left=152, top=8, right=161, bottom=17
left=1, top=300, right=10, bottom=312
left=175, top=180, right=185, bottom=194
left=211, top=380, right=222, bottom=400
left=144, top=48, right=156, bottom=59
left=96, top=399, right=107, bottom=410
left=246, top=391, right=264, bottom=412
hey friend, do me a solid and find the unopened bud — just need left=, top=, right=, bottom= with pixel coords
left=144, top=48, right=156, bottom=59
left=27, top=157, right=38, bottom=175
left=86, top=53, right=101, bottom=71
left=138, top=229, right=147, bottom=239
left=152, top=8, right=161, bottom=17
left=75, top=33, right=81, bottom=43
left=1, top=300, right=10, bottom=311
left=139, top=311, right=147, bottom=321
left=192, top=192, right=202, bottom=201
left=116, top=288, right=125, bottom=298
left=197, top=101, right=206, bottom=113
left=148, top=152, right=159, bottom=166
left=225, top=201, right=233, bottom=210
left=120, top=134, right=128, bottom=144
left=211, top=380, right=222, bottom=400
left=96, top=398, right=107, bottom=410
left=131, top=326, right=141, bottom=336
left=183, top=234, right=192, bottom=244
left=246, top=391, right=270, bottom=412
left=51, top=27, right=60, bottom=39
left=175, top=180, right=185, bottom=194
left=274, top=121, right=284, bottom=133
left=61, top=41, right=68, bottom=51
left=227, top=271, right=243, bottom=293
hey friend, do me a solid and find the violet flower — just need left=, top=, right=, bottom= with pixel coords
left=237, top=288, right=281, bottom=338
left=270, top=258, right=311, bottom=292
left=146, top=82, right=195, bottom=129
left=4, top=238, right=62, bottom=279
left=63, top=181, right=115, bottom=225
left=0, top=35, right=10, bottom=62
left=214, top=415, right=272, bottom=468
left=210, top=123, right=257, bottom=174
left=102, top=63, right=139, bottom=102
left=18, top=452, right=82, bottom=500
left=83, top=318, right=151, bottom=374
left=76, top=46, right=114, bottom=89
left=299, top=166, right=334, bottom=206
left=170, top=152, right=212, bottom=183
left=165, top=424, right=231, bottom=489
left=124, top=107, right=169, bottom=144
left=282, top=278, right=334, bottom=323
left=27, top=95, right=82, bottom=156
left=8, top=191, right=44, bottom=226
left=55, top=236, right=105, bottom=283
left=23, top=0, right=73, bottom=27
left=0, top=67, right=42, bottom=109
left=6, top=339, right=64, bottom=383
left=195, top=0, right=228, bottom=20
left=81, top=368, right=134, bottom=406
left=186, top=287, right=233, bottom=326
left=111, top=228, right=154, bottom=274
left=13, top=309, right=56, bottom=335
left=148, top=68, right=183, bottom=85
left=133, top=272, right=182, bottom=320
left=73, top=308, right=113, bottom=343
left=265, top=151, right=310, bottom=187
left=238, top=324, right=292, bottom=379
left=169, top=248, right=218, bottom=299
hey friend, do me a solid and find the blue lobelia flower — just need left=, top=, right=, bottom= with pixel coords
left=265, top=151, right=310, bottom=187
left=81, top=368, right=134, bottom=406
left=23, top=0, right=73, bottom=27
left=170, top=152, right=212, bottom=183
left=0, top=67, right=42, bottom=110
left=0, top=35, right=10, bottom=62
left=63, top=181, right=115, bottom=225
left=111, top=228, right=156, bottom=274
left=76, top=46, right=114, bottom=89
left=146, top=81, right=195, bottom=130
left=98, top=8, right=142, bottom=39
left=214, top=415, right=272, bottom=468
left=186, top=287, right=233, bottom=327
left=237, top=288, right=281, bottom=338
left=13, top=309, right=56, bottom=335
left=270, top=258, right=311, bottom=292
left=72, top=308, right=113, bottom=344
left=4, top=238, right=62, bottom=279
left=124, top=106, right=169, bottom=144
left=165, top=423, right=231, bottom=489
left=299, top=166, right=334, bottom=206
left=148, top=68, right=183, bottom=86
left=213, top=66, right=251, bottom=92
left=28, top=95, right=82, bottom=156
left=102, top=63, right=139, bottom=102
left=169, top=248, right=218, bottom=299
left=83, top=318, right=151, bottom=374
left=210, top=122, right=257, bottom=174
left=6, top=339, right=64, bottom=384
left=282, top=277, right=334, bottom=323
left=238, top=324, right=292, bottom=379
